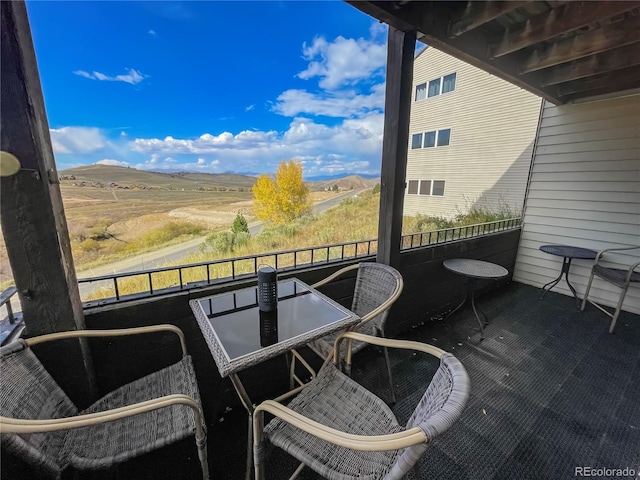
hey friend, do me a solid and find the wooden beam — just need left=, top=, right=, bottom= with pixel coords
left=448, top=1, right=531, bottom=38
left=347, top=1, right=563, bottom=103
left=557, top=66, right=640, bottom=97
left=1, top=0, right=96, bottom=406
left=540, top=43, right=640, bottom=87
left=377, top=27, right=415, bottom=268
left=521, top=14, right=640, bottom=73
left=564, top=80, right=640, bottom=103
left=490, top=1, right=640, bottom=58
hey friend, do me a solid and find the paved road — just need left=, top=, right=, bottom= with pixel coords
left=78, top=188, right=366, bottom=283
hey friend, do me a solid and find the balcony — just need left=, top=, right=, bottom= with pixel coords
left=2, top=232, right=638, bottom=479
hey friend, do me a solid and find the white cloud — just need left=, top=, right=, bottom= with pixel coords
left=273, top=84, right=385, bottom=118
left=50, top=127, right=107, bottom=154
left=96, top=159, right=129, bottom=167
left=131, top=129, right=279, bottom=155
left=120, top=131, right=127, bottom=137
left=129, top=111, right=383, bottom=176
left=73, top=68, right=147, bottom=85
left=148, top=29, right=157, bottom=36
left=245, top=104, right=255, bottom=112
left=297, top=33, right=386, bottom=90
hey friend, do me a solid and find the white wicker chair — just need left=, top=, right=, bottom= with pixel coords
left=580, top=245, right=640, bottom=333
left=0, top=325, right=209, bottom=479
left=254, top=332, right=470, bottom=480
left=299, top=263, right=403, bottom=402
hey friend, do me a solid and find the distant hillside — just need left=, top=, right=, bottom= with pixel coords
left=59, top=164, right=377, bottom=192
left=59, top=165, right=256, bottom=191
left=310, top=175, right=379, bottom=191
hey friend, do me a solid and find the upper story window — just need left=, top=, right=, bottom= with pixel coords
left=442, top=73, right=456, bottom=94
left=427, top=78, right=441, bottom=98
left=414, top=72, right=457, bottom=101
left=410, top=128, right=451, bottom=149
left=407, top=180, right=419, bottom=195
left=437, top=129, right=451, bottom=146
left=411, top=133, right=423, bottom=149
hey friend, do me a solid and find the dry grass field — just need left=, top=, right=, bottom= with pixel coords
left=0, top=164, right=355, bottom=287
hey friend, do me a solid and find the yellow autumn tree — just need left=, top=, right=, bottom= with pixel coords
left=252, top=160, right=311, bottom=224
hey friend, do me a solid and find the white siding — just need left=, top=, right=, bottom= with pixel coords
left=404, top=47, right=542, bottom=219
left=514, top=95, right=640, bottom=316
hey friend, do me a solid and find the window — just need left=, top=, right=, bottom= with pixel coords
left=423, top=131, right=436, bottom=148
left=432, top=180, right=446, bottom=196
left=437, top=129, right=451, bottom=147
left=415, top=83, right=427, bottom=101
left=442, top=73, right=456, bottom=94
left=419, top=180, right=432, bottom=195
left=407, top=180, right=419, bottom=194
left=427, top=78, right=441, bottom=98
left=411, top=133, right=423, bottom=149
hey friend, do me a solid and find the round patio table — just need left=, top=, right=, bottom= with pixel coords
left=443, top=258, right=509, bottom=339
left=539, top=244, right=597, bottom=308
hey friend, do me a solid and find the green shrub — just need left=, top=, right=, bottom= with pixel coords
left=232, top=214, right=249, bottom=234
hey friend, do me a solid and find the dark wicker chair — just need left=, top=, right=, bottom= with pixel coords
left=0, top=325, right=209, bottom=479
left=254, top=332, right=470, bottom=480
left=581, top=246, right=640, bottom=332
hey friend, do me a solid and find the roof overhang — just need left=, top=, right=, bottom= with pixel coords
left=346, top=1, right=640, bottom=105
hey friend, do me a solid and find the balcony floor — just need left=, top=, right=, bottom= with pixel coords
left=55, top=282, right=639, bottom=480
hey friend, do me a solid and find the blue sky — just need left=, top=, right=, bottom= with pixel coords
left=26, top=1, right=394, bottom=178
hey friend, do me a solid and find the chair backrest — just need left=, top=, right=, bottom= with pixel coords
left=351, top=263, right=403, bottom=331
left=385, top=352, right=470, bottom=480
left=0, top=340, right=78, bottom=478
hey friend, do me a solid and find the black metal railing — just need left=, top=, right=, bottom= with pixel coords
left=401, top=217, right=521, bottom=250
left=79, top=217, right=521, bottom=306
left=1, top=286, right=23, bottom=345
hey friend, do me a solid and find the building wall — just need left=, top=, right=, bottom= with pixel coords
left=405, top=47, right=542, bottom=220
left=513, top=94, right=640, bottom=316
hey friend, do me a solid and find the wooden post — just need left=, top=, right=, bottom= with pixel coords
left=377, top=27, right=416, bottom=267
left=1, top=0, right=96, bottom=405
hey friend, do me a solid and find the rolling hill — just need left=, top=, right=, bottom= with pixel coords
left=59, top=165, right=377, bottom=191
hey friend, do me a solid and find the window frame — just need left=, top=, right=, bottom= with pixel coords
left=415, top=83, right=427, bottom=101
left=407, top=180, right=419, bottom=195
left=431, top=180, right=446, bottom=196
left=411, top=133, right=424, bottom=150
left=414, top=72, right=457, bottom=101
left=436, top=128, right=451, bottom=147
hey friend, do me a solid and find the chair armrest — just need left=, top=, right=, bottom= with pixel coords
left=311, top=264, right=359, bottom=289
left=25, top=325, right=188, bottom=357
left=594, top=245, right=640, bottom=265
left=0, top=393, right=205, bottom=441
left=332, top=332, right=446, bottom=365
left=253, top=399, right=426, bottom=451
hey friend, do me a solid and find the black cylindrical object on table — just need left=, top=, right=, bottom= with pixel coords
left=258, top=266, right=278, bottom=312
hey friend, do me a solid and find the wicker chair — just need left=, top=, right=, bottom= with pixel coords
left=0, top=325, right=209, bottom=479
left=581, top=245, right=640, bottom=333
left=254, top=332, right=470, bottom=480
left=299, top=263, right=403, bottom=401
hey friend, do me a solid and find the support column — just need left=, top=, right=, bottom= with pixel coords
left=1, top=0, right=96, bottom=405
left=377, top=27, right=416, bottom=268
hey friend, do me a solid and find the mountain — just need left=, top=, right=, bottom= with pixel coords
left=58, top=165, right=378, bottom=192
left=58, top=165, right=257, bottom=190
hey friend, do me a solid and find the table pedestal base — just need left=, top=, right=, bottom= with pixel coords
left=444, top=279, right=488, bottom=339
left=540, top=257, right=581, bottom=309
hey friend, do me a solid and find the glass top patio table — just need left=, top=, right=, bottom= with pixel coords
left=190, top=278, right=360, bottom=378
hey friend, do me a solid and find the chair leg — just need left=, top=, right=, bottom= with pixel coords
left=609, top=284, right=630, bottom=333
left=581, top=269, right=596, bottom=312
left=196, top=433, right=209, bottom=480
left=380, top=328, right=397, bottom=404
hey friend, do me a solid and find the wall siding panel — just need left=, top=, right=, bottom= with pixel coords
left=514, top=95, right=640, bottom=318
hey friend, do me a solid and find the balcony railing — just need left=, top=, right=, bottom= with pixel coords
left=79, top=217, right=521, bottom=307
left=1, top=286, right=23, bottom=345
